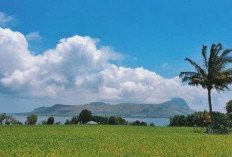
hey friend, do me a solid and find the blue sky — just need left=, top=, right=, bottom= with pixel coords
left=1, top=0, right=232, bottom=77
left=0, top=0, right=232, bottom=112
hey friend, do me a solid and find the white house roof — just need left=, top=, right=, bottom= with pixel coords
left=86, top=121, right=98, bottom=125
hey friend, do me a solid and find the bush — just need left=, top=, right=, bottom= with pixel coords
left=169, top=111, right=212, bottom=127
left=0, top=113, right=7, bottom=125
left=4, top=116, right=22, bottom=125
left=131, top=120, right=141, bottom=126
left=140, top=121, right=147, bottom=126
left=41, top=120, right=47, bottom=125
left=47, top=117, right=55, bottom=125
left=64, top=119, right=70, bottom=125
left=70, top=116, right=79, bottom=124
left=226, top=100, right=232, bottom=114
left=55, top=121, right=61, bottom=125
left=26, top=115, right=38, bottom=125
left=213, top=112, right=228, bottom=129
left=117, top=117, right=128, bottom=125
left=108, top=116, right=119, bottom=125
left=91, top=116, right=108, bottom=125
left=150, top=123, right=155, bottom=126
left=169, top=115, right=186, bottom=126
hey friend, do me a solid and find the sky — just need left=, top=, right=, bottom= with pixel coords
left=0, top=0, right=232, bottom=113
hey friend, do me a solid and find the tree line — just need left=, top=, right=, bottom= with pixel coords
left=64, top=109, right=155, bottom=126
left=0, top=109, right=155, bottom=126
left=169, top=100, right=232, bottom=131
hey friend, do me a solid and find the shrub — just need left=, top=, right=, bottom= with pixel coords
left=131, top=120, right=141, bottom=126
left=226, top=100, right=232, bottom=114
left=55, top=121, right=61, bottom=125
left=47, top=117, right=55, bottom=125
left=140, top=121, right=147, bottom=126
left=213, top=112, right=228, bottom=129
left=70, top=116, right=79, bottom=124
left=150, top=123, right=155, bottom=126
left=108, top=116, right=119, bottom=125
left=26, top=115, right=38, bottom=125
left=4, top=116, right=22, bottom=125
left=169, top=115, right=186, bottom=126
left=64, top=119, right=70, bottom=125
left=5, top=119, right=10, bottom=125
left=0, top=113, right=7, bottom=125
left=117, top=117, right=128, bottom=125
left=41, top=120, right=47, bottom=125
left=91, top=116, right=108, bottom=125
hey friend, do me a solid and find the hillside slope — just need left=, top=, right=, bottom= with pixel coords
left=25, top=98, right=194, bottom=118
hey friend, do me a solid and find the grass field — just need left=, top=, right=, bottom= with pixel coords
left=0, top=125, right=231, bottom=157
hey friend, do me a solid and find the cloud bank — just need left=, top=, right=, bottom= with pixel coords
left=0, top=27, right=230, bottom=112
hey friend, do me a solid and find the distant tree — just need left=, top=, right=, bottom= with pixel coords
left=55, top=121, right=61, bottom=125
left=140, top=121, right=147, bottom=126
left=131, top=120, right=141, bottom=126
left=41, top=120, right=47, bottom=125
left=180, top=43, right=232, bottom=126
left=117, top=117, right=127, bottom=125
left=0, top=113, right=7, bottom=125
left=193, top=111, right=211, bottom=127
left=170, top=111, right=213, bottom=127
left=150, top=123, right=155, bottom=126
left=108, top=116, right=119, bottom=125
left=169, top=115, right=186, bottom=126
left=226, top=100, right=232, bottom=114
left=4, top=116, right=20, bottom=125
left=8, top=116, right=21, bottom=125
left=213, top=112, right=228, bottom=128
left=70, top=116, right=79, bottom=124
left=78, top=109, right=92, bottom=124
left=64, top=119, right=70, bottom=125
left=26, top=115, right=38, bottom=125
left=91, top=116, right=108, bottom=125
left=47, top=117, right=55, bottom=125
left=5, top=118, right=10, bottom=125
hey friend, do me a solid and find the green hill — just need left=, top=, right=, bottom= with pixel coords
left=21, top=97, right=194, bottom=118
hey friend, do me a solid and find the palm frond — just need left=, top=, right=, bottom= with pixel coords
left=185, top=58, right=207, bottom=77
left=219, top=48, right=232, bottom=58
left=222, top=68, right=232, bottom=75
left=180, top=43, right=232, bottom=92
left=215, top=43, right=223, bottom=56
left=202, top=45, right=208, bottom=68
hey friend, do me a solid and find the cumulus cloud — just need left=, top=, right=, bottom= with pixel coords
left=0, top=27, right=230, bottom=112
left=0, top=12, right=13, bottom=27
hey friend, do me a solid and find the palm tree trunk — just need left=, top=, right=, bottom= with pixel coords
left=208, top=89, right=214, bottom=126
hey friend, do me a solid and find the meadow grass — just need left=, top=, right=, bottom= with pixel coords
left=0, top=125, right=231, bottom=157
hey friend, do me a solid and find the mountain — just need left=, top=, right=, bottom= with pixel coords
left=22, top=98, right=194, bottom=118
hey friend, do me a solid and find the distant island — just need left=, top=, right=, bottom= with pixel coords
left=17, top=98, right=194, bottom=118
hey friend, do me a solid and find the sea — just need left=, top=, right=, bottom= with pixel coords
left=8, top=115, right=170, bottom=126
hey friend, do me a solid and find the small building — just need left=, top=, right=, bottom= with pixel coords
left=86, top=121, right=98, bottom=125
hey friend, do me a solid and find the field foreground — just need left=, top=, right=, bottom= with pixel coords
left=0, top=125, right=231, bottom=157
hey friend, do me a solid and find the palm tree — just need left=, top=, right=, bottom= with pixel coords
left=179, top=43, right=232, bottom=126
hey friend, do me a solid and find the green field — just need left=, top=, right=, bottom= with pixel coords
left=0, top=125, right=231, bottom=157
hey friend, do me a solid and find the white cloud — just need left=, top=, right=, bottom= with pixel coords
left=0, top=27, right=230, bottom=112
left=26, top=32, right=41, bottom=42
left=0, top=12, right=13, bottom=27
left=161, top=63, right=169, bottom=68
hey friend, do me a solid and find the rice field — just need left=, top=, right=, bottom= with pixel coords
left=0, top=125, right=231, bottom=157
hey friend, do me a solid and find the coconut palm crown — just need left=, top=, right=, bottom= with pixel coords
left=179, top=43, right=232, bottom=125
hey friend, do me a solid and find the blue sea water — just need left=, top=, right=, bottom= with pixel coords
left=9, top=115, right=170, bottom=126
